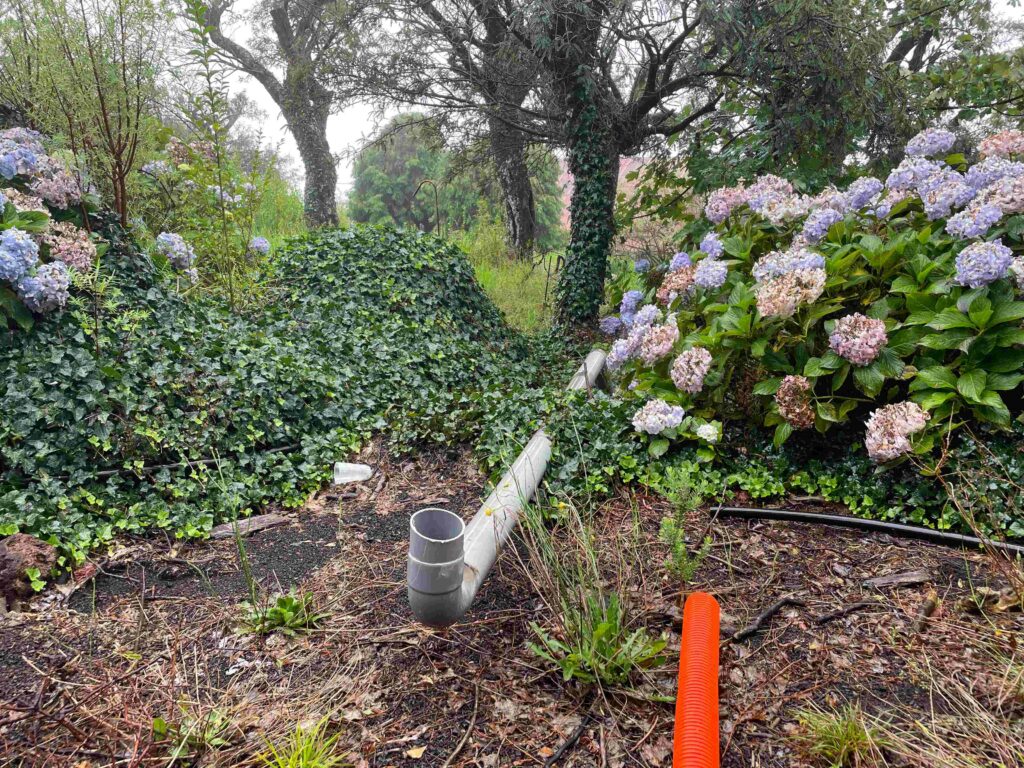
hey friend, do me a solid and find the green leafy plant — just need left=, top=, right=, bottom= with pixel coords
left=241, top=591, right=329, bottom=637
left=521, top=500, right=667, bottom=686
left=651, top=459, right=711, bottom=580
left=152, top=703, right=232, bottom=763
left=529, top=593, right=668, bottom=685
left=260, top=718, right=349, bottom=768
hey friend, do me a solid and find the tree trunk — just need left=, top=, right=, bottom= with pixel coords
left=292, top=117, right=338, bottom=229
left=488, top=115, right=536, bottom=258
left=555, top=102, right=619, bottom=326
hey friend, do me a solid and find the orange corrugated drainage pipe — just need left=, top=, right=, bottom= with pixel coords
left=673, top=592, right=720, bottom=768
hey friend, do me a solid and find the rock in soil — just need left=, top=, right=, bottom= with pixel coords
left=0, top=534, right=56, bottom=610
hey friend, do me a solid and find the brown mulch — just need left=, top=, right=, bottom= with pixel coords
left=0, top=442, right=1021, bottom=767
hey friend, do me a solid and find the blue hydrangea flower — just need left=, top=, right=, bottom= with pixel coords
left=699, top=233, right=724, bottom=259
left=634, top=258, right=651, bottom=273
left=955, top=239, right=1014, bottom=287
left=0, top=145, right=38, bottom=179
left=946, top=204, right=1003, bottom=239
left=669, top=251, right=691, bottom=271
left=599, top=315, right=623, bottom=335
left=905, top=127, right=956, bottom=158
left=16, top=261, right=70, bottom=313
left=844, top=177, right=883, bottom=210
left=620, top=290, right=644, bottom=316
left=633, top=304, right=661, bottom=328
left=141, top=160, right=171, bottom=176
left=886, top=158, right=945, bottom=191
left=249, top=236, right=271, bottom=255
left=918, top=168, right=975, bottom=220
left=964, top=158, right=1024, bottom=191
left=154, top=232, right=196, bottom=271
left=802, top=208, right=844, bottom=243
left=694, top=258, right=728, bottom=289
left=0, top=228, right=40, bottom=282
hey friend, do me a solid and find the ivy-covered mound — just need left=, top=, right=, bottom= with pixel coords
left=602, top=127, right=1024, bottom=535
left=1, top=220, right=550, bottom=563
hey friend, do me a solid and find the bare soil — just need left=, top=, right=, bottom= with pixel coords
left=0, top=442, right=1021, bottom=767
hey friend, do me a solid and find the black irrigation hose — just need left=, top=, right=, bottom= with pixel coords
left=717, top=506, right=1024, bottom=557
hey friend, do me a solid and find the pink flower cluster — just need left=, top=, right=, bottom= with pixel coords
left=755, top=268, right=826, bottom=319
left=829, top=313, right=887, bottom=366
left=637, top=320, right=680, bottom=365
left=775, top=375, right=815, bottom=429
left=974, top=174, right=1024, bottom=216
left=865, top=402, right=929, bottom=463
left=29, top=156, right=82, bottom=209
left=656, top=265, right=696, bottom=304
left=671, top=347, right=713, bottom=394
left=704, top=184, right=749, bottom=224
left=979, top=130, right=1024, bottom=160
left=41, top=222, right=97, bottom=273
left=4, top=188, right=46, bottom=212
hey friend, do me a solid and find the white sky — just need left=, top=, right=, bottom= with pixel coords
left=228, top=0, right=1022, bottom=199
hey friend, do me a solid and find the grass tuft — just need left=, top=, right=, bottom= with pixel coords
left=260, top=718, right=349, bottom=768
left=794, top=702, right=886, bottom=767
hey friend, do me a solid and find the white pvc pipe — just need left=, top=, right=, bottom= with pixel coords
left=407, top=349, right=607, bottom=627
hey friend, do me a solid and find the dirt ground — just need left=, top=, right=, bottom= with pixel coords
left=1, top=442, right=1022, bottom=767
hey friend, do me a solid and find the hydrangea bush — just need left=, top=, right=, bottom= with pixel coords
left=0, top=127, right=105, bottom=330
left=603, top=127, right=1024, bottom=468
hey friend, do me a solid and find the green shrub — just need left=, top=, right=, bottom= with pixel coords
left=0, top=221, right=549, bottom=562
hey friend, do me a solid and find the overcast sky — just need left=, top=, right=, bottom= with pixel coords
left=228, top=0, right=1022, bottom=199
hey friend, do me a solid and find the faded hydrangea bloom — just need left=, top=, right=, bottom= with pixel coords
left=865, top=402, right=929, bottom=463
left=775, top=375, right=816, bottom=429
left=905, top=127, right=956, bottom=158
left=704, top=184, right=748, bottom=224
left=41, top=221, right=98, bottom=272
left=760, top=193, right=813, bottom=225
left=671, top=347, right=713, bottom=394
left=16, top=261, right=70, bottom=313
left=964, top=157, right=1024, bottom=191
left=954, top=239, right=1014, bottom=287
left=637, top=320, right=679, bottom=365
left=632, top=399, right=685, bottom=435
left=632, top=303, right=661, bottom=329
left=746, top=174, right=794, bottom=214
left=4, top=188, right=47, bottom=212
left=974, top=174, right=1024, bottom=216
left=979, top=129, right=1024, bottom=160
left=829, top=313, right=887, bottom=366
left=752, top=247, right=825, bottom=282
left=870, top=189, right=911, bottom=218
left=946, top=203, right=1003, bottom=239
left=1010, top=256, right=1024, bottom=290
left=694, top=258, right=728, bottom=289
left=695, top=422, right=719, bottom=443
left=700, top=232, right=724, bottom=259
left=756, top=268, right=827, bottom=319
left=811, top=186, right=849, bottom=213
left=802, top=208, right=844, bottom=243
left=657, top=265, right=696, bottom=304
left=29, top=155, right=82, bottom=209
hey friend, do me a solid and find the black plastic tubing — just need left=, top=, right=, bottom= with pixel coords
left=717, top=506, right=1024, bottom=557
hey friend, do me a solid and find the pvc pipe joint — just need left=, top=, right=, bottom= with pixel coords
left=407, top=349, right=607, bottom=628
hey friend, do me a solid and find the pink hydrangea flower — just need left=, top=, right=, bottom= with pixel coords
left=756, top=268, right=827, bottom=318
left=865, top=402, right=929, bottom=463
left=775, top=375, right=815, bottom=429
left=979, top=130, right=1024, bottom=160
left=704, top=184, right=749, bottom=224
left=829, top=313, right=887, bottom=366
left=632, top=399, right=685, bottom=435
left=671, top=347, right=713, bottom=394
left=41, top=221, right=97, bottom=273
left=637, top=320, right=679, bottom=365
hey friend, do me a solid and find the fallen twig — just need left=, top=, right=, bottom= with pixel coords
left=544, top=706, right=595, bottom=766
left=731, top=596, right=805, bottom=642
left=440, top=684, right=478, bottom=768
left=814, top=600, right=880, bottom=626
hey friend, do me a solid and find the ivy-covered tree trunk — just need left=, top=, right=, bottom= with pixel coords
left=488, top=115, right=536, bottom=258
left=555, top=102, right=619, bottom=326
left=291, top=110, right=338, bottom=229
